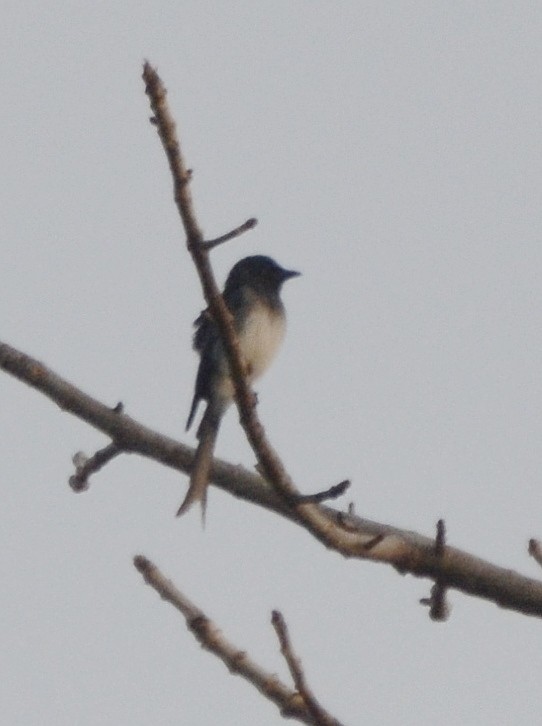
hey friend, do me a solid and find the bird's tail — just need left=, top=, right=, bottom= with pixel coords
left=176, top=405, right=221, bottom=521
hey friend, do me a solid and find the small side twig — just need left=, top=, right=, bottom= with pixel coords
left=134, top=555, right=343, bottom=725
left=528, top=539, right=542, bottom=569
left=271, top=610, right=343, bottom=726
left=69, top=442, right=122, bottom=492
left=202, top=217, right=258, bottom=251
left=420, top=519, right=450, bottom=621
left=435, top=518, right=446, bottom=557
left=294, top=480, right=350, bottom=505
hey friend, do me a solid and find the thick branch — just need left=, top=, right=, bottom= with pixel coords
left=2, top=339, right=542, bottom=619
left=134, top=556, right=340, bottom=725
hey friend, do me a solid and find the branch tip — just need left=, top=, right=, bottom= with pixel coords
left=435, top=518, right=446, bottom=556
left=133, top=554, right=151, bottom=574
left=271, top=609, right=343, bottom=725
left=69, top=441, right=121, bottom=492
left=529, top=538, right=542, bottom=568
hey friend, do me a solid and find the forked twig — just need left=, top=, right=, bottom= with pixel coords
left=134, top=556, right=342, bottom=725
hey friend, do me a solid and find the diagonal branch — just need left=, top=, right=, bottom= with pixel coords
left=142, top=62, right=361, bottom=551
left=134, top=556, right=342, bottom=725
left=3, top=339, right=542, bottom=619
left=143, top=62, right=279, bottom=487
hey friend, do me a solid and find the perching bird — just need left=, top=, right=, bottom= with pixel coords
left=177, top=255, right=300, bottom=518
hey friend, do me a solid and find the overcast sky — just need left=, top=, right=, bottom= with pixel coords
left=2, top=3, right=542, bottom=724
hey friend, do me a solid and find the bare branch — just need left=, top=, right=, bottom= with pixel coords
left=294, top=480, right=350, bottom=505
left=0, top=340, right=194, bottom=472
left=203, top=217, right=258, bottom=251
left=69, top=442, right=121, bottom=491
left=271, top=610, right=344, bottom=726
left=435, top=518, right=446, bottom=556
left=3, top=339, right=542, bottom=619
left=134, top=556, right=338, bottom=725
left=142, top=64, right=202, bottom=244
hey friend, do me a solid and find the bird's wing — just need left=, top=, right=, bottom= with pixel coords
left=186, top=291, right=246, bottom=431
left=186, top=309, right=219, bottom=431
left=192, top=309, right=214, bottom=352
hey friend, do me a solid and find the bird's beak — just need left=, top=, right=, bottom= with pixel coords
left=282, top=268, right=301, bottom=281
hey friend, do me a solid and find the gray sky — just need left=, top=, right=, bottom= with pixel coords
left=2, top=2, right=542, bottom=724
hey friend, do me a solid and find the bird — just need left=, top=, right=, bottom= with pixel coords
left=177, top=255, right=300, bottom=518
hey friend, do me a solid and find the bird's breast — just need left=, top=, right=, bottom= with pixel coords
left=239, top=300, right=286, bottom=381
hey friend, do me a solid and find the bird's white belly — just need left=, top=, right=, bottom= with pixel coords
left=213, top=300, right=286, bottom=403
left=240, top=302, right=286, bottom=381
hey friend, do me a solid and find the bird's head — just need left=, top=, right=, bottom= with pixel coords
left=224, top=255, right=300, bottom=296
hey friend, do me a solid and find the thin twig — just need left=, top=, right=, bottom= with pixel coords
left=203, top=217, right=258, bottom=250
left=134, top=556, right=341, bottom=725
left=435, top=518, right=446, bottom=556
left=69, top=442, right=121, bottom=491
left=294, top=480, right=350, bottom=505
left=271, top=611, right=344, bottom=726
left=420, top=519, right=450, bottom=621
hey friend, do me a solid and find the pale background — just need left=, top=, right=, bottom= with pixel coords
left=2, top=3, right=542, bottom=724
